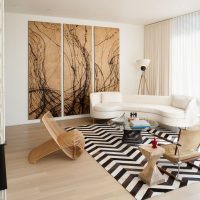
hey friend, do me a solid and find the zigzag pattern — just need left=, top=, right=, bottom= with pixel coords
left=75, top=124, right=200, bottom=200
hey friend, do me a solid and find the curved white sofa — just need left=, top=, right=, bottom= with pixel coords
left=90, top=92, right=198, bottom=128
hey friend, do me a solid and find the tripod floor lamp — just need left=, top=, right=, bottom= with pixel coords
left=136, top=59, right=150, bottom=95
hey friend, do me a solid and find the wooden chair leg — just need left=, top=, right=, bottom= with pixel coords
left=28, top=139, right=60, bottom=164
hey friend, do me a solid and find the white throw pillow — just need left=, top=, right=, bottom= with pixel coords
left=171, top=95, right=192, bottom=110
left=101, top=92, right=122, bottom=103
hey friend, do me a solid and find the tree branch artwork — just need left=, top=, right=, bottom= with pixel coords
left=94, top=27, right=120, bottom=92
left=28, top=21, right=61, bottom=119
left=63, top=24, right=92, bottom=115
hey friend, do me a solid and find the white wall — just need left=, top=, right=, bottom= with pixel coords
left=5, top=12, right=144, bottom=126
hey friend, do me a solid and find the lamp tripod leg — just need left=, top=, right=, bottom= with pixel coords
left=138, top=72, right=149, bottom=95
left=138, top=74, right=143, bottom=95
left=143, top=76, right=149, bottom=94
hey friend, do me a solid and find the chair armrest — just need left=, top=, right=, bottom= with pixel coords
left=185, top=99, right=199, bottom=124
left=90, top=93, right=101, bottom=113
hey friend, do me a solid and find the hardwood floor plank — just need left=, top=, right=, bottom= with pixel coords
left=5, top=118, right=133, bottom=200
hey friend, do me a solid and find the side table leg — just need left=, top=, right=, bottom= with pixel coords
left=139, top=154, right=165, bottom=186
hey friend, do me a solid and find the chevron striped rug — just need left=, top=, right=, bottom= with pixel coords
left=69, top=124, right=200, bottom=200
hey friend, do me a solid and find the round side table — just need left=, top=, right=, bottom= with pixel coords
left=139, top=144, right=165, bottom=186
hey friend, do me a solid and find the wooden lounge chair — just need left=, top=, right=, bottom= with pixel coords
left=28, top=111, right=85, bottom=164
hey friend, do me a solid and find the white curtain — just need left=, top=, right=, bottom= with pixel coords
left=144, top=20, right=170, bottom=96
left=171, top=11, right=200, bottom=109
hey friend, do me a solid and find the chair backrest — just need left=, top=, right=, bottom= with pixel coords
left=179, top=129, right=200, bottom=152
left=42, top=111, right=65, bottom=144
left=41, top=111, right=85, bottom=160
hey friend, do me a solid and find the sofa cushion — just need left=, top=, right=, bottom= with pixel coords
left=172, top=95, right=192, bottom=110
left=121, top=103, right=155, bottom=113
left=101, top=92, right=122, bottom=103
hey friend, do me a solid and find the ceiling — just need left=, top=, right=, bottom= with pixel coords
left=5, top=0, right=200, bottom=25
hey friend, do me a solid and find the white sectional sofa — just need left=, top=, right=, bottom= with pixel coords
left=90, top=92, right=198, bottom=128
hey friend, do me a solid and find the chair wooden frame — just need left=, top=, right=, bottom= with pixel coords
left=154, top=128, right=200, bottom=182
left=28, top=111, right=85, bottom=164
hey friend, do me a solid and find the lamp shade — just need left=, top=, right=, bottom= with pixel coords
left=136, top=59, right=150, bottom=68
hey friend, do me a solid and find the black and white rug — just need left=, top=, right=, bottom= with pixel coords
left=69, top=124, right=200, bottom=200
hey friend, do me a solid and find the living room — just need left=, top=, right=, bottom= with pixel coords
left=1, top=0, right=200, bottom=200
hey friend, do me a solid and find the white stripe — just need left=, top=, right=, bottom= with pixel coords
left=123, top=146, right=134, bottom=154
left=135, top=155, right=146, bottom=164
left=129, top=171, right=141, bottom=175
left=121, top=165, right=143, bottom=169
left=187, top=180, right=200, bottom=184
left=102, top=151, right=124, bottom=155
left=99, top=156, right=110, bottom=165
left=91, top=138, right=120, bottom=145
left=111, top=166, right=123, bottom=177
left=94, top=152, right=105, bottom=160
left=118, top=172, right=131, bottom=184
left=98, top=143, right=127, bottom=151
left=110, top=160, right=136, bottom=164
left=151, top=192, right=163, bottom=197
left=180, top=174, right=200, bottom=178
left=90, top=137, right=119, bottom=144
left=126, top=178, right=139, bottom=192
left=86, top=143, right=97, bottom=151
left=105, top=161, right=116, bottom=171
left=90, top=148, right=100, bottom=156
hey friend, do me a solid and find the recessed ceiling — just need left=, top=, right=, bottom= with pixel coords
left=5, top=0, right=200, bottom=25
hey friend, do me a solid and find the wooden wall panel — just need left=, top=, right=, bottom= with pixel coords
left=94, top=27, right=120, bottom=92
left=28, top=21, right=61, bottom=119
left=63, top=24, right=92, bottom=115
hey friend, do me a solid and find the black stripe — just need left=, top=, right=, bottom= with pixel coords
left=122, top=174, right=134, bottom=188
left=114, top=168, right=127, bottom=180
left=130, top=180, right=144, bottom=196
left=141, top=188, right=153, bottom=200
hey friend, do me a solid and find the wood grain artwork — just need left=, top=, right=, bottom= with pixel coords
left=63, top=24, right=92, bottom=115
left=28, top=21, right=61, bottom=119
left=94, top=27, right=120, bottom=92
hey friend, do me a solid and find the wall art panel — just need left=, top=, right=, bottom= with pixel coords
left=28, top=21, right=61, bottom=119
left=63, top=24, right=92, bottom=115
left=94, top=27, right=120, bottom=92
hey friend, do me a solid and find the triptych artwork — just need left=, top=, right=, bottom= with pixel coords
left=28, top=21, right=119, bottom=119
left=63, top=25, right=92, bottom=116
left=94, top=27, right=120, bottom=92
left=28, top=22, right=61, bottom=119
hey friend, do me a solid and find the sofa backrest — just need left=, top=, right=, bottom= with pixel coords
left=90, top=92, right=194, bottom=109
left=101, top=92, right=122, bottom=103
left=122, top=94, right=171, bottom=105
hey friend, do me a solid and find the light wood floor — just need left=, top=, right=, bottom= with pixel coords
left=5, top=118, right=200, bottom=200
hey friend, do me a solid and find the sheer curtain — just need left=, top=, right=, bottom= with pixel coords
left=144, top=20, right=170, bottom=96
left=171, top=11, right=200, bottom=109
